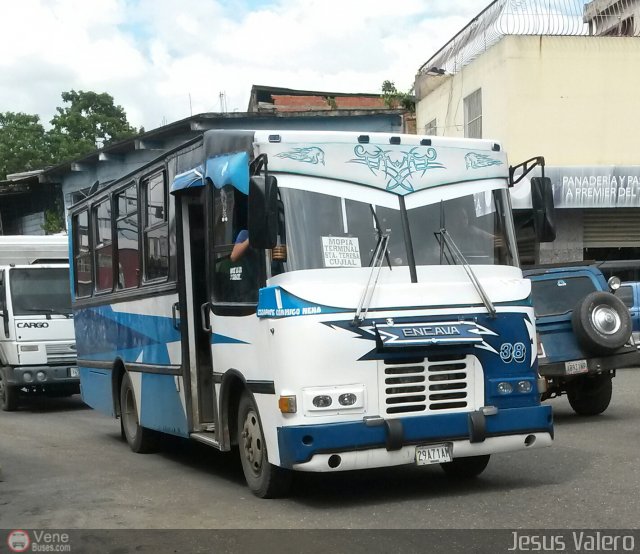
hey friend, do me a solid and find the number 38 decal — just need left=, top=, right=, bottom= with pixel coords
left=500, top=342, right=526, bottom=363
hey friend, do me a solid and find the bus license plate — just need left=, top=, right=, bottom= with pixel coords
left=565, top=359, right=588, bottom=375
left=69, top=367, right=79, bottom=378
left=415, top=444, right=452, bottom=466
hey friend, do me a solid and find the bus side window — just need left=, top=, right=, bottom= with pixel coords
left=73, top=210, right=93, bottom=298
left=212, top=185, right=260, bottom=304
left=142, top=171, right=169, bottom=282
left=115, top=183, right=140, bottom=290
left=93, top=197, right=113, bottom=292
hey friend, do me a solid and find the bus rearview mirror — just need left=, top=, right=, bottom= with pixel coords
left=530, top=177, right=556, bottom=243
left=248, top=175, right=278, bottom=249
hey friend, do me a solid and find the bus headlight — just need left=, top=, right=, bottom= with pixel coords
left=303, top=385, right=365, bottom=415
left=23, top=372, right=33, bottom=383
left=312, top=395, right=332, bottom=408
left=497, top=381, right=513, bottom=394
left=517, top=380, right=533, bottom=393
left=338, top=393, right=357, bottom=406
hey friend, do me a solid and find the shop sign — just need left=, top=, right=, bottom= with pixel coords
left=511, top=166, right=640, bottom=209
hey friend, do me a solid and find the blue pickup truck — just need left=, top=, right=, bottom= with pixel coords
left=524, top=265, right=640, bottom=415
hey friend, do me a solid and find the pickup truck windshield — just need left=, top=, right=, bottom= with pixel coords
left=10, top=267, right=72, bottom=316
left=530, top=276, right=597, bottom=317
left=278, top=185, right=516, bottom=272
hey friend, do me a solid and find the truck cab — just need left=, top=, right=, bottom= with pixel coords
left=0, top=236, right=78, bottom=411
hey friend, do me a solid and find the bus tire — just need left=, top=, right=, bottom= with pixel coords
left=440, top=455, right=490, bottom=479
left=0, top=372, right=18, bottom=412
left=237, top=391, right=292, bottom=498
left=567, top=373, right=613, bottom=416
left=120, top=372, right=158, bottom=453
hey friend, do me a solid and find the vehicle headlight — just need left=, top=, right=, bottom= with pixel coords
left=517, top=380, right=533, bottom=393
left=497, top=381, right=513, bottom=394
left=303, top=385, right=365, bottom=415
left=312, top=395, right=332, bottom=408
left=20, top=345, right=39, bottom=352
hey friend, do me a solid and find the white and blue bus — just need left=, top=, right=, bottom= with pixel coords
left=69, top=129, right=555, bottom=497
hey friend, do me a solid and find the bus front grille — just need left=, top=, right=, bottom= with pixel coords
left=381, top=354, right=476, bottom=416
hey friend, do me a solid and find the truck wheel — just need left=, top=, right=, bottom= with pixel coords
left=572, top=292, right=631, bottom=355
left=440, top=455, right=490, bottom=479
left=120, top=372, right=158, bottom=453
left=0, top=373, right=19, bottom=412
left=567, top=373, right=613, bottom=416
left=237, top=391, right=292, bottom=498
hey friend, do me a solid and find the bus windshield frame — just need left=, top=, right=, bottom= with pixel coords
left=274, top=176, right=518, bottom=278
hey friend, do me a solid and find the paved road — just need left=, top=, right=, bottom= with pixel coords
left=1, top=369, right=639, bottom=530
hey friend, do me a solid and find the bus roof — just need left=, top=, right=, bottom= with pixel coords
left=171, top=129, right=509, bottom=198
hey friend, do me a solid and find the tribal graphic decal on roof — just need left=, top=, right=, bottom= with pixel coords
left=465, top=152, right=503, bottom=169
left=348, top=145, right=445, bottom=193
left=275, top=147, right=325, bottom=165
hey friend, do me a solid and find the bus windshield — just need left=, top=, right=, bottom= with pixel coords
left=10, top=267, right=72, bottom=316
left=278, top=183, right=517, bottom=273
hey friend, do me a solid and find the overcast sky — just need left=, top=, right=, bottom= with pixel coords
left=0, top=0, right=482, bottom=132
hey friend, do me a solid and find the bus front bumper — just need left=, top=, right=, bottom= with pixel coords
left=278, top=405, right=553, bottom=470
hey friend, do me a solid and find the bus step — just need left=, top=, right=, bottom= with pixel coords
left=190, top=432, right=221, bottom=449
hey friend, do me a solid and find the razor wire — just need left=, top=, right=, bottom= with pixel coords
left=419, top=0, right=640, bottom=76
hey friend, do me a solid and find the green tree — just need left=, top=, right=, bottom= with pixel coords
left=48, top=90, right=138, bottom=162
left=0, top=112, right=52, bottom=179
left=381, top=80, right=415, bottom=113
left=42, top=195, right=65, bottom=235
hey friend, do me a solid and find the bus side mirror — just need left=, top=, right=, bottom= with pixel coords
left=248, top=175, right=278, bottom=249
left=531, top=177, right=556, bottom=243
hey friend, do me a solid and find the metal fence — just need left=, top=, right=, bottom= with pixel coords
left=419, top=0, right=640, bottom=76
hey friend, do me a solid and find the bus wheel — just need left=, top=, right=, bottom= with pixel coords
left=0, top=373, right=18, bottom=412
left=440, top=455, right=490, bottom=479
left=237, top=391, right=292, bottom=498
left=120, top=372, right=158, bottom=453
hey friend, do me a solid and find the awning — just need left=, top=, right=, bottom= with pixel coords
left=170, top=151, right=250, bottom=195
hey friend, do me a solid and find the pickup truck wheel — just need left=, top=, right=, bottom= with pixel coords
left=120, top=372, right=158, bottom=453
left=237, top=391, right=292, bottom=498
left=0, top=372, right=19, bottom=412
left=567, top=374, right=612, bottom=416
left=440, top=455, right=490, bottom=479
left=572, top=292, right=631, bottom=355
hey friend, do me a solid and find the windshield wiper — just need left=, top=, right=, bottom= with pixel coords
left=438, top=228, right=497, bottom=318
left=352, top=231, right=390, bottom=327
left=17, top=307, right=72, bottom=319
left=369, top=205, right=391, bottom=270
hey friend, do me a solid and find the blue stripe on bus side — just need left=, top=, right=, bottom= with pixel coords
left=74, top=305, right=179, bottom=363
left=139, top=373, right=189, bottom=438
left=79, top=366, right=114, bottom=417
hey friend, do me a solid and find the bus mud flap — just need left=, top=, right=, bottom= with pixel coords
left=468, top=410, right=487, bottom=443
left=384, top=419, right=404, bottom=451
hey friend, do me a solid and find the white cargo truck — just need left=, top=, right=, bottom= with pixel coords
left=0, top=235, right=78, bottom=411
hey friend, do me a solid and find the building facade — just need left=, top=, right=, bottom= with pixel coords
left=414, top=0, right=640, bottom=273
left=1, top=108, right=407, bottom=235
